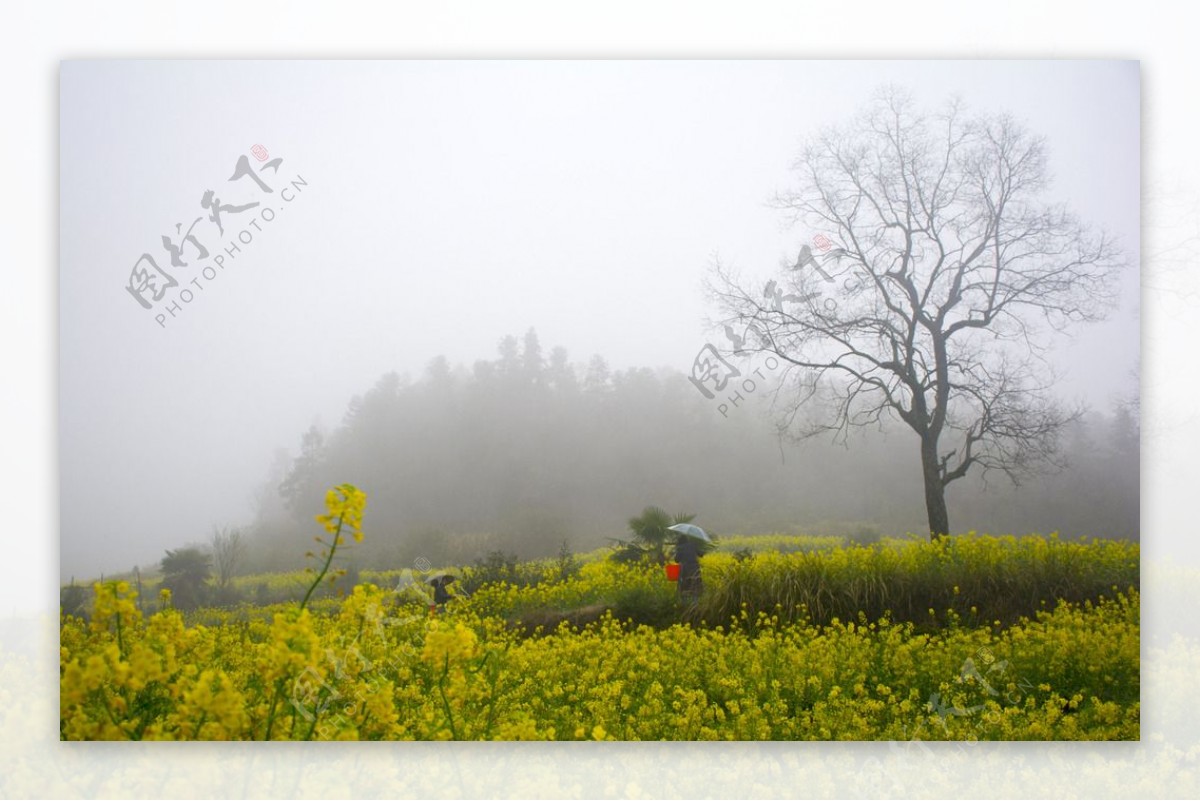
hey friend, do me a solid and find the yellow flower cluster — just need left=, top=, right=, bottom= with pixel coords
left=60, top=509, right=1138, bottom=741
left=60, top=577, right=1139, bottom=740
left=695, top=533, right=1138, bottom=628
left=315, top=483, right=367, bottom=543
left=421, top=622, right=480, bottom=667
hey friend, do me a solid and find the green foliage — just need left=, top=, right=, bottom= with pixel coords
left=462, top=550, right=524, bottom=595
left=696, top=533, right=1139, bottom=631
left=614, top=507, right=697, bottom=565
left=60, top=580, right=88, bottom=620
left=554, top=540, right=579, bottom=582
left=60, top=577, right=1142, bottom=740
left=209, top=583, right=244, bottom=608
left=848, top=524, right=882, bottom=546
left=607, top=539, right=649, bottom=565
left=160, top=547, right=212, bottom=611
left=611, top=580, right=681, bottom=629
left=63, top=526, right=1142, bottom=741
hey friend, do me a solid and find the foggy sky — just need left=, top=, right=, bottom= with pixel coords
left=59, top=60, right=1139, bottom=580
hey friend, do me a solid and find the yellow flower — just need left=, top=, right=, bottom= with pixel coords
left=58, top=533, right=1141, bottom=742
left=315, top=483, right=367, bottom=540
left=421, top=622, right=480, bottom=666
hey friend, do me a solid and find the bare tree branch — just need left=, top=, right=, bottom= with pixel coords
left=708, top=87, right=1126, bottom=539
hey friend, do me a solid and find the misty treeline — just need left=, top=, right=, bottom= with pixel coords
left=236, top=328, right=1138, bottom=575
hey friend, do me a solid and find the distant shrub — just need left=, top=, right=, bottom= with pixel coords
left=210, top=583, right=244, bottom=608
left=60, top=582, right=88, bottom=621
left=554, top=540, right=579, bottom=582
left=462, top=550, right=545, bottom=594
left=849, top=524, right=882, bottom=546
left=160, top=547, right=212, bottom=611
left=611, top=580, right=680, bottom=629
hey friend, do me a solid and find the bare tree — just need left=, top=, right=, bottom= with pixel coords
left=211, top=526, right=247, bottom=588
left=710, top=87, right=1126, bottom=540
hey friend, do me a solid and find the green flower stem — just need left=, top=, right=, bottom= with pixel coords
left=300, top=515, right=345, bottom=611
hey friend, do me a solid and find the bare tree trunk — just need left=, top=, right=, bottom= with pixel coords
left=920, top=436, right=950, bottom=540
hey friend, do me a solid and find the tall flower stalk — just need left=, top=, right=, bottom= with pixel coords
left=299, top=483, right=367, bottom=611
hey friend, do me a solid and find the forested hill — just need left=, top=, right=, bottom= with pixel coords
left=247, top=329, right=1139, bottom=572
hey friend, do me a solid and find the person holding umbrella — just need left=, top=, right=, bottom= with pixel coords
left=668, top=523, right=712, bottom=605
left=426, top=571, right=460, bottom=613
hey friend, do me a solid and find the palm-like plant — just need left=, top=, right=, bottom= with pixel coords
left=626, top=506, right=695, bottom=565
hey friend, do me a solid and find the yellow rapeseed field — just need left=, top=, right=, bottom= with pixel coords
left=59, top=486, right=1139, bottom=740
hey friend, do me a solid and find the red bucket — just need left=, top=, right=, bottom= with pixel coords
left=665, top=563, right=681, bottom=581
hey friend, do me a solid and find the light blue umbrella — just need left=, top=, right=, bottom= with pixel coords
left=667, top=523, right=712, bottom=543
